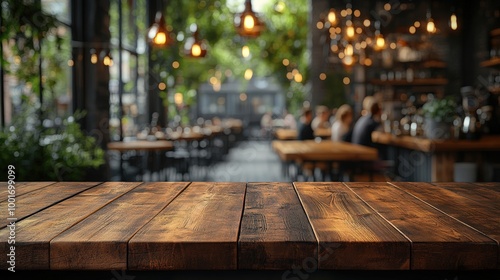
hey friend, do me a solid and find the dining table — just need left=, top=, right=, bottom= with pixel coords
left=272, top=139, right=378, bottom=180
left=107, top=140, right=174, bottom=181
left=274, top=127, right=332, bottom=140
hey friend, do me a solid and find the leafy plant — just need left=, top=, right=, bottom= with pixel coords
left=0, top=101, right=105, bottom=181
left=422, top=97, right=457, bottom=123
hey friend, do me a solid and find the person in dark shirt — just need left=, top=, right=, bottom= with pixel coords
left=298, top=107, right=315, bottom=140
left=352, top=99, right=381, bottom=147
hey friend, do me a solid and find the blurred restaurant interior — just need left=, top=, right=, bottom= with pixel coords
left=1, top=0, right=500, bottom=183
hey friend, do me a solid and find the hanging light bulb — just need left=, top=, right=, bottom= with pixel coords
left=345, top=44, right=354, bottom=56
left=327, top=8, right=336, bottom=25
left=346, top=25, right=355, bottom=38
left=184, top=24, right=207, bottom=58
left=426, top=8, right=436, bottom=33
left=375, top=34, right=385, bottom=50
left=147, top=11, right=173, bottom=47
left=244, top=69, right=253, bottom=80
left=235, top=0, right=265, bottom=37
left=103, top=51, right=113, bottom=66
left=450, top=13, right=458, bottom=30
left=90, top=48, right=98, bottom=64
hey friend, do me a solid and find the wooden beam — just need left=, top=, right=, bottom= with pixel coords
left=295, top=182, right=410, bottom=270
left=128, top=182, right=246, bottom=270
left=50, top=182, right=189, bottom=270
left=238, top=182, right=317, bottom=269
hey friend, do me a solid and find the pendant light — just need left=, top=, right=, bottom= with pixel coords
left=184, top=24, right=208, bottom=58
left=147, top=11, right=173, bottom=46
left=235, top=0, right=265, bottom=37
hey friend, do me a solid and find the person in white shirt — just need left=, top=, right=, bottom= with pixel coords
left=331, top=104, right=353, bottom=142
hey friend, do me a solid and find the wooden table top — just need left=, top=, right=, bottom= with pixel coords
left=274, top=128, right=332, bottom=140
left=0, top=182, right=498, bottom=271
left=372, top=131, right=500, bottom=153
left=107, top=140, right=174, bottom=151
left=272, top=140, right=378, bottom=161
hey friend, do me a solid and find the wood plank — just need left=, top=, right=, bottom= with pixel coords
left=0, top=182, right=100, bottom=228
left=0, top=182, right=141, bottom=270
left=50, top=182, right=189, bottom=270
left=390, top=182, right=500, bottom=268
left=238, top=182, right=317, bottom=269
left=345, top=182, right=498, bottom=270
left=0, top=182, right=56, bottom=202
left=295, top=182, right=410, bottom=270
left=128, top=182, right=246, bottom=270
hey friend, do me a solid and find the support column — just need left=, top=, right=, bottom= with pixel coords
left=309, top=0, right=329, bottom=109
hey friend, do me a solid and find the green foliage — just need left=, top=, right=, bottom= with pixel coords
left=0, top=101, right=105, bottom=181
left=151, top=0, right=309, bottom=111
left=422, top=97, right=457, bottom=123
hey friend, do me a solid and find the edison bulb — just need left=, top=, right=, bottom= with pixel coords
left=243, top=15, right=255, bottom=30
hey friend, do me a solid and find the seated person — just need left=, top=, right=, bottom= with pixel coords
left=298, top=107, right=314, bottom=140
left=351, top=99, right=381, bottom=147
left=311, top=105, right=330, bottom=130
left=331, top=104, right=353, bottom=142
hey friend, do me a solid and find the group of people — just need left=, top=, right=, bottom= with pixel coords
left=298, top=96, right=382, bottom=148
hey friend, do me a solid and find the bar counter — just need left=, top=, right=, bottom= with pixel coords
left=1, top=181, right=498, bottom=277
left=372, top=131, right=500, bottom=181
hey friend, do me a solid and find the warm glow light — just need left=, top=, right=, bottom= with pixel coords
left=282, top=58, right=290, bottom=66
left=286, top=72, right=293, bottom=80
left=427, top=19, right=436, bottom=33
left=240, top=93, right=248, bottom=101
left=390, top=42, right=397, bottom=49
left=354, top=10, right=361, bottom=17
left=340, top=9, right=347, bottom=17
left=364, top=58, right=372, bottom=66
left=409, top=26, right=416, bottom=34
left=174, top=93, right=183, bottom=105
left=103, top=55, right=112, bottom=66
left=319, top=73, right=327, bottom=80
left=67, top=59, right=74, bottom=67
left=356, top=27, right=363, bottom=34
left=242, top=45, right=250, bottom=58
left=292, top=68, right=299, bottom=76
left=243, top=14, right=255, bottom=30
left=153, top=32, right=167, bottom=45
left=244, top=69, right=253, bottom=80
left=158, top=82, right=167, bottom=91
left=384, top=3, right=391, bottom=11
left=360, top=41, right=367, bottom=48
left=343, top=56, right=353, bottom=66
left=376, top=34, right=385, bottom=49
left=274, top=1, right=285, bottom=13
left=191, top=43, right=202, bottom=57
left=345, top=44, right=354, bottom=56
left=294, top=73, right=303, bottom=83
left=316, top=21, right=324, bottom=30
left=90, top=52, right=98, bottom=64
left=346, top=26, right=355, bottom=38
left=172, top=61, right=180, bottom=68
left=343, top=77, right=351, bottom=84
left=338, top=52, right=345, bottom=59
left=331, top=44, right=338, bottom=52
left=213, top=82, right=221, bottom=92
left=450, top=13, right=458, bottom=30
left=210, top=77, right=218, bottom=85
left=327, top=9, right=336, bottom=24
left=363, top=19, right=371, bottom=27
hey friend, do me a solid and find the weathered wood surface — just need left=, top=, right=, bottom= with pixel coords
left=50, top=182, right=189, bottom=270
left=0, top=182, right=56, bottom=202
left=128, top=182, right=246, bottom=270
left=0, top=182, right=140, bottom=270
left=0, top=182, right=99, bottom=228
left=295, top=182, right=410, bottom=270
left=238, top=182, right=317, bottom=269
left=0, top=182, right=498, bottom=271
left=345, top=182, right=498, bottom=270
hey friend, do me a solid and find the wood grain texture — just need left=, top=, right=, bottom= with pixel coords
left=390, top=182, right=500, bottom=268
left=295, top=182, right=410, bottom=270
left=0, top=182, right=141, bottom=270
left=0, top=182, right=100, bottom=228
left=128, top=182, right=246, bottom=270
left=238, top=182, right=317, bottom=269
left=345, top=182, right=498, bottom=270
left=0, top=182, right=56, bottom=202
left=50, top=182, right=189, bottom=270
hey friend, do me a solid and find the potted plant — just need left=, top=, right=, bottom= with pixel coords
left=422, top=97, right=457, bottom=140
